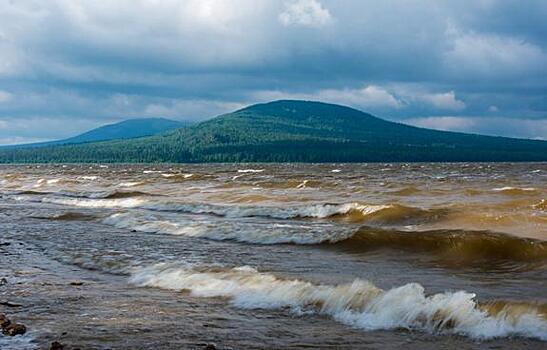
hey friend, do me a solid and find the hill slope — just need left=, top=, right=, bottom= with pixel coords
left=4, top=118, right=186, bottom=148
left=1, top=100, right=546, bottom=163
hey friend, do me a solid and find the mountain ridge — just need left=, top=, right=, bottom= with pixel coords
left=1, top=100, right=545, bottom=163
left=2, top=117, right=187, bottom=148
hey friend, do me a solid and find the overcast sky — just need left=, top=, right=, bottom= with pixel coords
left=0, top=0, right=546, bottom=144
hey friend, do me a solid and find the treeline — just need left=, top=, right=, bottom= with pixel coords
left=1, top=138, right=545, bottom=163
left=1, top=100, right=546, bottom=163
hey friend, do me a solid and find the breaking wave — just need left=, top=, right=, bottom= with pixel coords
left=32, top=211, right=98, bottom=221
left=103, top=212, right=547, bottom=265
left=10, top=192, right=449, bottom=225
left=237, top=169, right=265, bottom=173
left=492, top=187, right=539, bottom=195
left=103, top=212, right=353, bottom=245
left=11, top=189, right=155, bottom=200
left=332, top=227, right=547, bottom=264
left=130, top=263, right=547, bottom=340
left=36, top=196, right=146, bottom=209
left=99, top=190, right=155, bottom=199
left=140, top=202, right=446, bottom=224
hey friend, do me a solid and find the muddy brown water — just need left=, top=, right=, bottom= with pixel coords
left=0, top=163, right=545, bottom=349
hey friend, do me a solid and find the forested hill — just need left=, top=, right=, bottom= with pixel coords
left=3, top=118, right=186, bottom=148
left=1, top=100, right=546, bottom=163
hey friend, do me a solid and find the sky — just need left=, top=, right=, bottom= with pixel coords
left=0, top=0, right=546, bottom=144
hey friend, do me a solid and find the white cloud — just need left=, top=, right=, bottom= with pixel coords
left=405, top=116, right=547, bottom=140
left=416, top=91, right=466, bottom=111
left=279, top=0, right=332, bottom=27
left=387, top=85, right=466, bottom=111
left=0, top=1, right=545, bottom=142
left=0, top=90, right=12, bottom=103
left=0, top=115, right=98, bottom=144
left=254, top=85, right=401, bottom=109
left=0, top=136, right=51, bottom=145
left=253, top=85, right=471, bottom=113
left=143, top=99, right=245, bottom=120
left=316, top=86, right=401, bottom=108
left=405, top=116, right=475, bottom=131
left=488, top=105, right=499, bottom=112
left=444, top=27, right=547, bottom=77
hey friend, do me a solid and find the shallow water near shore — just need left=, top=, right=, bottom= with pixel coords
left=1, top=163, right=546, bottom=349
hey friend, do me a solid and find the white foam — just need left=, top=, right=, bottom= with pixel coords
left=0, top=333, right=37, bottom=350
left=11, top=193, right=390, bottom=222
left=161, top=173, right=193, bottom=179
left=79, top=176, right=98, bottom=180
left=118, top=181, right=143, bottom=187
left=103, top=212, right=352, bottom=244
left=237, top=169, right=264, bottom=173
left=141, top=202, right=391, bottom=220
left=39, top=196, right=145, bottom=208
left=492, top=187, right=536, bottom=192
left=130, top=264, right=547, bottom=340
left=296, top=180, right=308, bottom=189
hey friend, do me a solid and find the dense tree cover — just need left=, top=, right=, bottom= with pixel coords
left=1, top=100, right=546, bottom=163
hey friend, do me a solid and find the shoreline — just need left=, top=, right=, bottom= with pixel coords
left=1, top=234, right=545, bottom=349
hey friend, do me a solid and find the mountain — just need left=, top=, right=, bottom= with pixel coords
left=1, top=100, right=546, bottom=163
left=3, top=118, right=187, bottom=148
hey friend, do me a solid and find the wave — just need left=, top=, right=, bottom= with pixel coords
left=103, top=212, right=547, bottom=265
left=37, top=196, right=146, bottom=209
left=237, top=169, right=265, bottom=173
left=533, top=199, right=547, bottom=211
left=118, top=181, right=145, bottom=187
left=130, top=263, right=547, bottom=340
left=12, top=193, right=449, bottom=225
left=12, top=190, right=51, bottom=196
left=99, top=190, right=155, bottom=199
left=257, top=179, right=334, bottom=189
left=12, top=189, right=154, bottom=200
left=103, top=212, right=354, bottom=244
left=148, top=201, right=441, bottom=226
left=52, top=199, right=392, bottom=221
left=32, top=211, right=98, bottom=221
left=492, top=187, right=539, bottom=195
left=79, top=176, right=98, bottom=181
left=160, top=173, right=207, bottom=181
left=332, top=227, right=547, bottom=264
left=388, top=186, right=422, bottom=196
left=161, top=173, right=194, bottom=179
left=33, top=178, right=80, bottom=187
left=0, top=333, right=37, bottom=350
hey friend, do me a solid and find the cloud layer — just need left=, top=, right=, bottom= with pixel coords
left=0, top=0, right=546, bottom=143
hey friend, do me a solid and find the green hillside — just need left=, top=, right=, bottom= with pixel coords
left=1, top=100, right=546, bottom=163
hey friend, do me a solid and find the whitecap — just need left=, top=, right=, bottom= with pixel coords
left=118, top=181, right=143, bottom=187
left=492, top=187, right=536, bottom=192
left=130, top=263, right=547, bottom=341
left=103, top=212, right=351, bottom=245
left=79, top=176, right=98, bottom=180
left=237, top=169, right=264, bottom=173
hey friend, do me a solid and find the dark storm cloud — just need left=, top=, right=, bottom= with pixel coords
left=0, top=0, right=546, bottom=144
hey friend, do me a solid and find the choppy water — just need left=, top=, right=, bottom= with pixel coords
left=0, top=163, right=546, bottom=349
